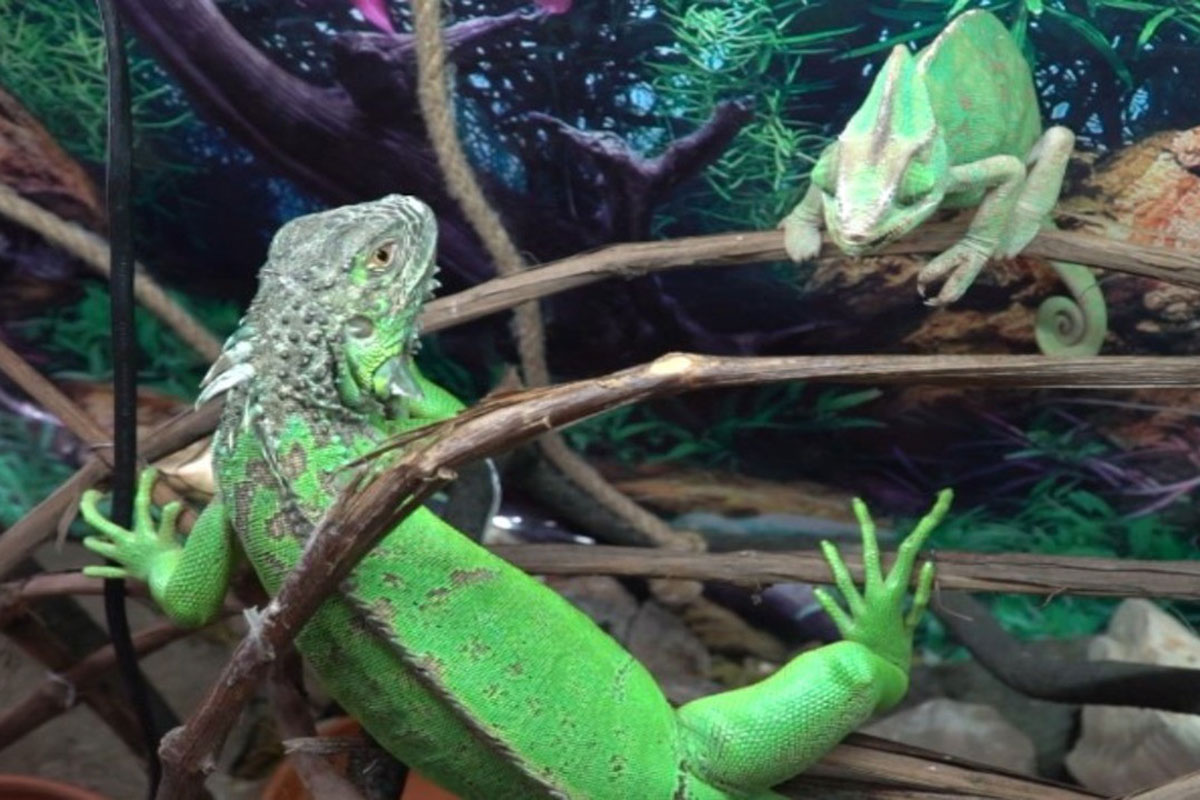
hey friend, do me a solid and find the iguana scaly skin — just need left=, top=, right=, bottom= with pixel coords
left=81, top=195, right=946, bottom=799
left=781, top=10, right=1107, bottom=357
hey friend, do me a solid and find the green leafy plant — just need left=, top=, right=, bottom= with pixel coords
left=858, top=0, right=1200, bottom=89
left=15, top=282, right=239, bottom=399
left=0, top=414, right=75, bottom=530
left=645, top=0, right=851, bottom=232
left=914, top=477, right=1200, bottom=656
left=0, top=0, right=196, bottom=187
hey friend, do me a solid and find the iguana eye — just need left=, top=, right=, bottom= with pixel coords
left=367, top=241, right=398, bottom=270
left=346, top=315, right=374, bottom=338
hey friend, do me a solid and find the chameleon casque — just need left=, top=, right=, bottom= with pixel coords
left=781, top=9, right=1107, bottom=357
left=81, top=195, right=947, bottom=798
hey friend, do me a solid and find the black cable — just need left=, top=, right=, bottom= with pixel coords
left=95, top=1, right=163, bottom=795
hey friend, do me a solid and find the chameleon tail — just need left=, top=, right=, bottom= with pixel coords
left=1035, top=260, right=1107, bottom=357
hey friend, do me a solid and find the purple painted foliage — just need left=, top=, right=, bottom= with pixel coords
left=350, top=0, right=395, bottom=32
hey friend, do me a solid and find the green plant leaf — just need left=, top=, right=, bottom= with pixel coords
left=1045, top=7, right=1133, bottom=88
left=946, top=0, right=973, bottom=17
left=1136, top=8, right=1177, bottom=48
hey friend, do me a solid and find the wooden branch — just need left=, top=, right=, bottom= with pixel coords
left=490, top=544, right=1200, bottom=601
left=1128, top=771, right=1200, bottom=800
left=9, top=349, right=1196, bottom=585
left=0, top=570, right=242, bottom=614
left=152, top=351, right=1200, bottom=797
left=0, top=571, right=144, bottom=609
left=420, top=225, right=1200, bottom=333
left=0, top=619, right=206, bottom=750
left=0, top=559, right=168, bottom=756
left=0, top=338, right=110, bottom=446
left=268, top=652, right=365, bottom=800
left=155, top=484, right=442, bottom=798
left=790, top=734, right=1099, bottom=800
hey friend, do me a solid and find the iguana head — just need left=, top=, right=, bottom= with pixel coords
left=332, top=195, right=439, bottom=412
left=199, top=195, right=440, bottom=416
left=813, top=45, right=949, bottom=256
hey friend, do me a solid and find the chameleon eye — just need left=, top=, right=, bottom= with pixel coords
left=898, top=161, right=935, bottom=206
left=367, top=241, right=397, bottom=270
left=811, top=145, right=838, bottom=194
left=346, top=315, right=374, bottom=339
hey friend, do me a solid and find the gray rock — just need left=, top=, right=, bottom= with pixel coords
left=1065, top=599, right=1200, bottom=794
left=865, top=698, right=1037, bottom=774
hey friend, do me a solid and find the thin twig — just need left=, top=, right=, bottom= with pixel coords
left=0, top=572, right=145, bottom=608
left=268, top=651, right=365, bottom=800
left=789, top=734, right=1099, bottom=800
left=0, top=338, right=110, bottom=445
left=1126, top=770, right=1200, bottom=800
left=0, top=183, right=223, bottom=361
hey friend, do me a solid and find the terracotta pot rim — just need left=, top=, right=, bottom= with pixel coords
left=0, top=774, right=110, bottom=800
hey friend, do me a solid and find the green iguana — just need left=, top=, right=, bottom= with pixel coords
left=781, top=9, right=1107, bottom=357
left=81, top=194, right=946, bottom=799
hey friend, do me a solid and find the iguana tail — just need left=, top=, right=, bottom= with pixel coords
left=1035, top=260, right=1107, bottom=357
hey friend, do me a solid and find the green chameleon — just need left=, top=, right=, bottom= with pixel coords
left=781, top=9, right=1107, bottom=358
left=81, top=195, right=947, bottom=798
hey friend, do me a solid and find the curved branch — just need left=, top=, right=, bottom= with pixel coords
left=529, top=98, right=754, bottom=239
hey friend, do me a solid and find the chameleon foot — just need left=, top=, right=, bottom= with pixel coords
left=80, top=466, right=183, bottom=592
left=781, top=217, right=822, bottom=263
left=814, top=490, right=947, bottom=671
left=916, top=243, right=991, bottom=306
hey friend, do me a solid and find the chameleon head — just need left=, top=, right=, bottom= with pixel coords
left=816, top=44, right=949, bottom=256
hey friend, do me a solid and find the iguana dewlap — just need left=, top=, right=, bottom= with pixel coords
left=81, top=195, right=946, bottom=798
left=781, top=9, right=1106, bottom=357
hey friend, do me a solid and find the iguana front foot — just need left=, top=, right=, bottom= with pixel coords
left=916, top=241, right=991, bottom=306
left=80, top=467, right=184, bottom=596
left=81, top=466, right=234, bottom=628
left=815, top=489, right=944, bottom=678
left=675, top=492, right=946, bottom=794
